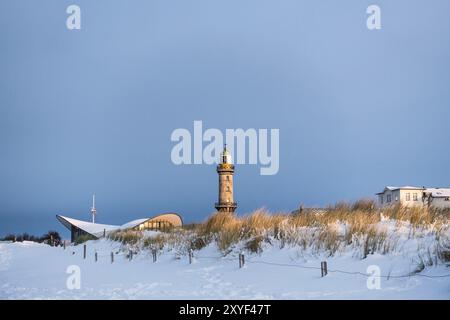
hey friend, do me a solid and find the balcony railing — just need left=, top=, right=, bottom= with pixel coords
left=215, top=202, right=237, bottom=209
left=217, top=164, right=235, bottom=171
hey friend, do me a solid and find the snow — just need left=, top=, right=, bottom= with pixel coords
left=120, top=219, right=149, bottom=229
left=385, top=186, right=424, bottom=191
left=0, top=237, right=449, bottom=299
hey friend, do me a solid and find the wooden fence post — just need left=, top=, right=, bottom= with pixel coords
left=95, top=251, right=98, bottom=262
left=103, top=229, right=106, bottom=238
left=111, top=252, right=114, bottom=264
left=152, top=249, right=157, bottom=263
left=189, top=249, right=193, bottom=264
left=239, top=252, right=245, bottom=268
left=321, top=261, right=328, bottom=277
left=63, top=241, right=66, bottom=250
left=83, top=244, right=86, bottom=259
left=129, top=250, right=133, bottom=261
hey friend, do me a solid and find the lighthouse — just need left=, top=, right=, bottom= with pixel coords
left=215, top=145, right=237, bottom=213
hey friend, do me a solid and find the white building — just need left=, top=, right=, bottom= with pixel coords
left=422, top=188, right=450, bottom=209
left=57, top=213, right=183, bottom=243
left=376, top=186, right=450, bottom=209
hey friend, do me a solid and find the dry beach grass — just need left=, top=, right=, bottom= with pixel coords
left=107, top=201, right=450, bottom=265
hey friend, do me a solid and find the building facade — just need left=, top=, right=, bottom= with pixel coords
left=376, top=186, right=450, bottom=209
left=422, top=188, right=450, bottom=209
left=215, top=145, right=237, bottom=213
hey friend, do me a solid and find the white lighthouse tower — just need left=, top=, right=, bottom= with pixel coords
left=90, top=194, right=97, bottom=223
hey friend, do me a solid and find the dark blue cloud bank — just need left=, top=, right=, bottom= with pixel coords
left=1, top=0, right=449, bottom=237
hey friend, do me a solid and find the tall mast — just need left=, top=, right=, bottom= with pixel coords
left=90, top=194, right=97, bottom=223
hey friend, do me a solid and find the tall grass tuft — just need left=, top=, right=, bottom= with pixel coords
left=107, top=200, right=449, bottom=265
left=191, top=201, right=449, bottom=260
left=108, top=230, right=143, bottom=245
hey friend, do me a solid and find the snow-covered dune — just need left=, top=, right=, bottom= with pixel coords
left=0, top=238, right=448, bottom=299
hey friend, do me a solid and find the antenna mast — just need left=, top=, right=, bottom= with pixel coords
left=90, top=194, right=97, bottom=223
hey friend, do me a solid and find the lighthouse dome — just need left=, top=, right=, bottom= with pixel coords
left=220, top=146, right=232, bottom=164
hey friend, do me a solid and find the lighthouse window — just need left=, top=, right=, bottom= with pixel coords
left=226, top=176, right=230, bottom=181
left=226, top=186, right=230, bottom=192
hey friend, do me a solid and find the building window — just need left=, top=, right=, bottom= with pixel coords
left=379, top=195, right=384, bottom=204
left=387, top=194, right=391, bottom=203
left=413, top=193, right=418, bottom=201
left=395, top=195, right=398, bottom=201
left=445, top=197, right=449, bottom=201
left=405, top=193, right=410, bottom=201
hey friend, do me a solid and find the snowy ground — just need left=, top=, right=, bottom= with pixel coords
left=0, top=239, right=449, bottom=299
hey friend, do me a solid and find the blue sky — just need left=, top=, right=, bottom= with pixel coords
left=1, top=0, right=449, bottom=238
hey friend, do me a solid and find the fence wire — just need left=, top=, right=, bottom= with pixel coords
left=65, top=245, right=450, bottom=279
left=194, top=254, right=450, bottom=279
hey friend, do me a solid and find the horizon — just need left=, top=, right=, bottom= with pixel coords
left=1, top=0, right=450, bottom=238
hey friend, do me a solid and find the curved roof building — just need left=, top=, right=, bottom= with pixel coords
left=56, top=213, right=183, bottom=242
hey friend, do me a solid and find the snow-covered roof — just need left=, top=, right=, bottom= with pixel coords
left=56, top=212, right=183, bottom=239
left=390, top=186, right=424, bottom=191
left=377, top=186, right=450, bottom=198
left=376, top=186, right=424, bottom=194
left=119, top=213, right=183, bottom=230
left=120, top=218, right=149, bottom=229
left=56, top=215, right=120, bottom=237
left=424, top=188, right=450, bottom=198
